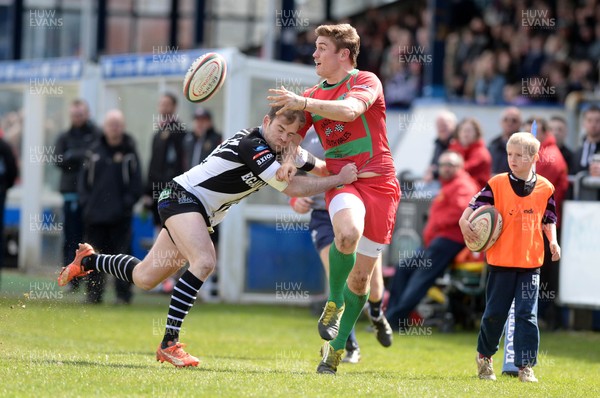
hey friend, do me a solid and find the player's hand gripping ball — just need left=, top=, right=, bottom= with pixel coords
left=465, top=206, right=503, bottom=252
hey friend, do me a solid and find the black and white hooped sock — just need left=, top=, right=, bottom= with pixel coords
left=82, top=254, right=140, bottom=283
left=161, top=270, right=204, bottom=347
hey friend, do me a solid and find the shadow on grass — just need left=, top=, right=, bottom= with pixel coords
left=188, top=367, right=314, bottom=375
left=342, top=370, right=459, bottom=379
left=36, top=359, right=152, bottom=369
left=203, top=354, right=274, bottom=361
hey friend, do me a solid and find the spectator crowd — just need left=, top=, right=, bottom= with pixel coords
left=294, top=0, right=600, bottom=108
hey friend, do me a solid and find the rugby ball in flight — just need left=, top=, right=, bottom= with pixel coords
left=465, top=206, right=503, bottom=252
left=183, top=52, right=227, bottom=103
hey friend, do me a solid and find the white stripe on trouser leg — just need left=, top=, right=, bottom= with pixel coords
left=328, top=193, right=365, bottom=219
left=357, top=236, right=385, bottom=258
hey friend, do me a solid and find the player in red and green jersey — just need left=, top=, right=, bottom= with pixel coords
left=299, top=68, right=396, bottom=178
left=268, top=23, right=399, bottom=375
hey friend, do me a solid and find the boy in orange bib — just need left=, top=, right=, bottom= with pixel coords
left=459, top=132, right=561, bottom=383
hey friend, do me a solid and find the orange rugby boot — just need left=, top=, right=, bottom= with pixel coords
left=57, top=243, right=95, bottom=287
left=156, top=341, right=200, bottom=368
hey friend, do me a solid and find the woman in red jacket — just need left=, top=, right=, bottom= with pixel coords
left=521, top=117, right=568, bottom=224
left=449, top=118, right=492, bottom=189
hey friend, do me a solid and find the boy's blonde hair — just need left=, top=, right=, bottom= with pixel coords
left=506, top=132, right=540, bottom=157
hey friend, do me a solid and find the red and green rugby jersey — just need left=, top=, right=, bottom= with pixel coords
left=298, top=69, right=396, bottom=177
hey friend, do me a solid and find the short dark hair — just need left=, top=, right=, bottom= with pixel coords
left=524, top=116, right=548, bottom=133
left=162, top=92, right=178, bottom=107
left=583, top=104, right=600, bottom=116
left=267, top=106, right=306, bottom=126
left=71, top=98, right=89, bottom=109
left=549, top=115, right=566, bottom=125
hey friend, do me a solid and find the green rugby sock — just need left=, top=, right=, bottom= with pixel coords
left=328, top=244, right=356, bottom=306
left=330, top=284, right=369, bottom=351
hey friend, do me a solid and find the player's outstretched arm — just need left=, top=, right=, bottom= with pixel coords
left=282, top=163, right=357, bottom=197
left=277, top=146, right=329, bottom=182
left=268, top=86, right=366, bottom=122
left=306, top=155, right=328, bottom=177
left=294, top=146, right=328, bottom=177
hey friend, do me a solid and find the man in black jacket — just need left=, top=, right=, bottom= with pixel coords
left=488, top=106, right=522, bottom=174
left=0, top=134, right=17, bottom=287
left=79, top=110, right=142, bottom=304
left=572, top=105, right=600, bottom=174
left=423, top=110, right=457, bottom=182
left=144, top=93, right=186, bottom=227
left=184, top=108, right=222, bottom=170
left=549, top=115, right=574, bottom=173
left=55, top=99, right=100, bottom=289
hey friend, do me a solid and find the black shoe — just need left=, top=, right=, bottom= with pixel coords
left=370, top=314, right=393, bottom=347
left=317, top=301, right=345, bottom=341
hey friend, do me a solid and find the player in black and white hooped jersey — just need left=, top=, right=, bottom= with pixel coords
left=58, top=106, right=358, bottom=368
left=174, top=124, right=304, bottom=227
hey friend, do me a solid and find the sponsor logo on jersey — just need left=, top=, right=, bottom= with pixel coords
left=256, top=153, right=274, bottom=165
left=241, top=171, right=262, bottom=188
left=158, top=188, right=171, bottom=202
left=252, top=149, right=270, bottom=160
left=178, top=195, right=196, bottom=205
left=325, top=131, right=352, bottom=147
left=253, top=144, right=268, bottom=152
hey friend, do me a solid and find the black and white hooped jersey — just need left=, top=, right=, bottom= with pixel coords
left=173, top=127, right=287, bottom=226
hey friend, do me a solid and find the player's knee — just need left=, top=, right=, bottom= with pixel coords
left=135, top=274, right=160, bottom=291
left=482, top=314, right=504, bottom=325
left=189, top=257, right=216, bottom=279
left=201, top=261, right=216, bottom=275
left=348, top=270, right=370, bottom=293
left=334, top=227, right=361, bottom=253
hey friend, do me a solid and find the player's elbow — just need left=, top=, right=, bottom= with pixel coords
left=342, top=99, right=366, bottom=122
left=282, top=185, right=299, bottom=197
left=339, top=109, right=360, bottom=122
left=542, top=223, right=554, bottom=231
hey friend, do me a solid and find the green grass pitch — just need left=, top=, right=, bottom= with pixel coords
left=1, top=271, right=598, bottom=397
